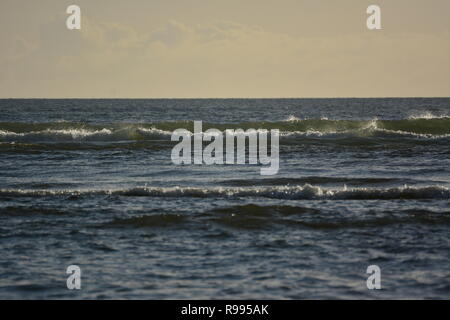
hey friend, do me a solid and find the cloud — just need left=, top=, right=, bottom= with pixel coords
left=0, top=17, right=449, bottom=97
left=149, top=20, right=192, bottom=47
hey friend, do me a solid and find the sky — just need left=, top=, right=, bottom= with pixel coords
left=0, top=0, right=449, bottom=98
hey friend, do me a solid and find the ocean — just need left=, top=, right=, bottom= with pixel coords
left=0, top=98, right=449, bottom=299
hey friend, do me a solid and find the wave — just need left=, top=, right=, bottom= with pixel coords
left=407, top=112, right=450, bottom=120
left=280, top=118, right=450, bottom=138
left=207, top=204, right=450, bottom=230
left=56, top=203, right=450, bottom=230
left=222, top=177, right=413, bottom=187
left=0, top=184, right=448, bottom=200
left=0, top=127, right=170, bottom=142
left=1, top=117, right=449, bottom=143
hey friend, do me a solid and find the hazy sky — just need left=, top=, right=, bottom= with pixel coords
left=0, top=0, right=449, bottom=98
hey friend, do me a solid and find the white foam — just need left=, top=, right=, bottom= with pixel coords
left=285, top=115, right=303, bottom=122
left=1, top=184, right=448, bottom=200
left=0, top=127, right=173, bottom=142
left=408, top=112, right=450, bottom=120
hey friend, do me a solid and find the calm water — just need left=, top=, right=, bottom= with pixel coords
left=0, top=98, right=449, bottom=299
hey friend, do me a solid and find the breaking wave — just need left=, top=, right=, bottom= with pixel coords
left=0, top=184, right=448, bottom=200
left=0, top=127, right=170, bottom=142
left=1, top=117, right=449, bottom=145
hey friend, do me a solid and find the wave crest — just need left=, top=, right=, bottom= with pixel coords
left=0, top=184, right=448, bottom=200
left=1, top=117, right=450, bottom=143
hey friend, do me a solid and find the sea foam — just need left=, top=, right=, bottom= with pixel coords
left=0, top=184, right=448, bottom=200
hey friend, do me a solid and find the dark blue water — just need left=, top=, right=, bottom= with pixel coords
left=0, top=98, right=449, bottom=299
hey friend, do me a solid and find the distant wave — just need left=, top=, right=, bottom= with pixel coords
left=407, top=112, right=450, bottom=120
left=221, top=176, right=416, bottom=187
left=0, top=127, right=170, bottom=142
left=97, top=204, right=450, bottom=230
left=0, top=184, right=448, bottom=200
left=280, top=117, right=450, bottom=137
left=1, top=117, right=450, bottom=143
left=5, top=203, right=448, bottom=230
left=205, top=204, right=450, bottom=230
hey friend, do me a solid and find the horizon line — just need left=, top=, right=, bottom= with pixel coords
left=1, top=96, right=449, bottom=100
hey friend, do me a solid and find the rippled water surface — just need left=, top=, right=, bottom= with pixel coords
left=0, top=98, right=449, bottom=299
